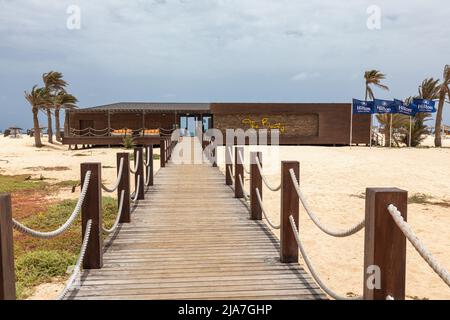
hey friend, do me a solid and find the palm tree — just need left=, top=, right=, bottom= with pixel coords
left=42, top=71, right=68, bottom=143
left=401, top=79, right=440, bottom=147
left=400, top=96, right=429, bottom=147
left=364, top=70, right=390, bottom=146
left=419, top=78, right=440, bottom=100
left=376, top=113, right=408, bottom=147
left=24, top=86, right=49, bottom=148
left=364, top=70, right=389, bottom=100
left=52, top=90, right=78, bottom=142
left=435, top=65, right=450, bottom=147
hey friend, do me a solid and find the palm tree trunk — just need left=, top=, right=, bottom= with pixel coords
left=32, top=108, right=43, bottom=148
left=55, top=108, right=61, bottom=142
left=47, top=109, right=53, bottom=144
left=434, top=88, right=446, bottom=147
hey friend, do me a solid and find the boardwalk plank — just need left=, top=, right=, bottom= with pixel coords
left=67, top=161, right=325, bottom=300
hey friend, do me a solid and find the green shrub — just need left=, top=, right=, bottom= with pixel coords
left=0, top=175, right=46, bottom=193
left=122, top=136, right=135, bottom=149
left=15, top=250, right=76, bottom=299
left=14, top=196, right=118, bottom=299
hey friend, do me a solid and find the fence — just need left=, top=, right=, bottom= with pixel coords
left=222, top=146, right=450, bottom=300
left=0, top=139, right=176, bottom=300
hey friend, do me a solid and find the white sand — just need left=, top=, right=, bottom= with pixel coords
left=218, top=140, right=450, bottom=300
left=0, top=136, right=160, bottom=200
left=2, top=135, right=449, bottom=299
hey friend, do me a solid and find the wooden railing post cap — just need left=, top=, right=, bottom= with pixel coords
left=282, top=161, right=299, bottom=166
left=366, top=187, right=407, bottom=192
left=81, top=162, right=101, bottom=168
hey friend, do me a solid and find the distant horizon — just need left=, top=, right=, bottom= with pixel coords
left=1, top=0, right=449, bottom=129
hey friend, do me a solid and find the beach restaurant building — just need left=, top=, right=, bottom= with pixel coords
left=63, top=102, right=370, bottom=146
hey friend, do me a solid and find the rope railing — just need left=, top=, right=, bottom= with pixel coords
left=102, top=191, right=125, bottom=235
left=159, top=127, right=174, bottom=132
left=0, top=145, right=166, bottom=300
left=57, top=219, right=92, bottom=300
left=289, top=215, right=362, bottom=300
left=255, top=187, right=280, bottom=229
left=237, top=150, right=250, bottom=174
left=388, top=204, right=450, bottom=288
left=256, top=156, right=281, bottom=192
left=289, top=169, right=365, bottom=238
left=11, top=171, right=91, bottom=239
left=144, top=149, right=151, bottom=167
left=131, top=175, right=141, bottom=203
left=238, top=174, right=250, bottom=199
left=130, top=151, right=140, bottom=174
left=101, top=158, right=124, bottom=193
left=227, top=166, right=235, bottom=185
left=144, top=165, right=152, bottom=186
left=70, top=127, right=109, bottom=133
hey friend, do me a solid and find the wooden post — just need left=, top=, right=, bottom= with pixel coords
left=225, top=145, right=233, bottom=186
left=117, top=153, right=131, bottom=223
left=212, top=140, right=217, bottom=167
left=146, top=146, right=154, bottom=186
left=280, top=161, right=299, bottom=263
left=167, top=139, right=170, bottom=161
left=107, top=110, right=111, bottom=136
left=0, top=194, right=16, bottom=300
left=81, top=163, right=103, bottom=269
left=363, top=188, right=407, bottom=300
left=134, top=147, right=145, bottom=201
left=234, top=147, right=244, bottom=198
left=167, top=138, right=172, bottom=160
left=160, top=139, right=166, bottom=168
left=250, top=152, right=262, bottom=220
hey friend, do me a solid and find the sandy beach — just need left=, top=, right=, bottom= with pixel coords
left=0, top=136, right=161, bottom=200
left=1, top=135, right=449, bottom=299
left=217, top=138, right=450, bottom=300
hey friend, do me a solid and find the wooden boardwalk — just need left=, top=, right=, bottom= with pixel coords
left=66, top=162, right=325, bottom=300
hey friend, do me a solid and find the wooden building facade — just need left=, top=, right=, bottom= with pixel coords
left=63, top=102, right=370, bottom=146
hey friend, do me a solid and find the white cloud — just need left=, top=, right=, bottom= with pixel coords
left=0, top=0, right=450, bottom=127
left=291, top=72, right=321, bottom=81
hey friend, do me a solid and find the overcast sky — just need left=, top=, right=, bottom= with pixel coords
left=1, top=0, right=449, bottom=129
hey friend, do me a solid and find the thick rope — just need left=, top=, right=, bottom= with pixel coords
left=12, top=171, right=91, bottom=239
left=238, top=174, right=250, bottom=199
left=102, top=190, right=125, bottom=235
left=145, top=167, right=151, bottom=186
left=256, top=157, right=281, bottom=192
left=57, top=219, right=92, bottom=300
left=144, top=148, right=151, bottom=167
left=226, top=147, right=234, bottom=167
left=131, top=175, right=141, bottom=202
left=129, top=151, right=140, bottom=174
left=255, top=187, right=280, bottom=229
left=101, top=158, right=124, bottom=193
left=289, top=169, right=365, bottom=238
left=237, top=150, right=250, bottom=174
left=289, top=215, right=362, bottom=300
left=388, top=205, right=450, bottom=287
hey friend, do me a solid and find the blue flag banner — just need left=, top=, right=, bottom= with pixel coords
left=352, top=99, right=374, bottom=114
left=374, top=99, right=395, bottom=114
left=394, top=99, right=416, bottom=116
left=413, top=98, right=436, bottom=113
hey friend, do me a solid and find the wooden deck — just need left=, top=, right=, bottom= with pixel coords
left=66, top=162, right=325, bottom=300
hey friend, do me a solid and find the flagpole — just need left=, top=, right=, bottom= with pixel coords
left=349, top=102, right=353, bottom=148
left=389, top=114, right=393, bottom=148
left=409, top=116, right=412, bottom=148
left=369, top=114, right=373, bottom=147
